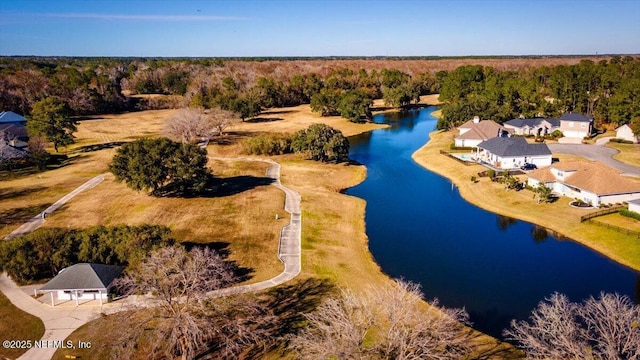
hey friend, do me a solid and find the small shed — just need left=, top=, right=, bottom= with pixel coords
left=39, top=263, right=124, bottom=306
left=616, top=124, right=639, bottom=144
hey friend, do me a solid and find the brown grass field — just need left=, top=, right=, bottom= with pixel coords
left=412, top=130, right=640, bottom=272
left=607, top=141, right=640, bottom=168
left=0, top=292, right=45, bottom=360
left=0, top=96, right=518, bottom=359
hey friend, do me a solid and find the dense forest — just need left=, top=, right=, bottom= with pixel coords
left=1, top=56, right=638, bottom=131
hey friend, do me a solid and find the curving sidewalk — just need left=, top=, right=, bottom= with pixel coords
left=206, top=157, right=301, bottom=296
left=1, top=157, right=301, bottom=359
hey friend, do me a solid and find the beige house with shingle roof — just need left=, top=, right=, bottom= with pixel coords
left=527, top=160, right=640, bottom=207
left=454, top=116, right=510, bottom=147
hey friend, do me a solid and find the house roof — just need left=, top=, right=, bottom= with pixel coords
left=477, top=136, right=552, bottom=157
left=505, top=118, right=561, bottom=128
left=628, top=198, right=640, bottom=206
left=557, top=113, right=593, bottom=122
left=616, top=124, right=631, bottom=131
left=528, top=160, right=640, bottom=196
left=40, top=263, right=124, bottom=291
left=0, top=141, right=29, bottom=160
left=456, top=119, right=508, bottom=141
left=0, top=111, right=26, bottom=124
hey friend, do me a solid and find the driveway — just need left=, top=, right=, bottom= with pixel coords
left=547, top=143, right=640, bottom=176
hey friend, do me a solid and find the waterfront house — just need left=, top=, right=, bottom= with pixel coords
left=503, top=118, right=560, bottom=136
left=527, top=160, right=640, bottom=208
left=476, top=136, right=552, bottom=170
left=556, top=113, right=593, bottom=141
left=38, top=263, right=124, bottom=306
left=615, top=124, right=639, bottom=143
left=454, top=116, right=510, bottom=147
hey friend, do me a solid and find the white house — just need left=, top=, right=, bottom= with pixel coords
left=628, top=199, right=640, bottom=214
left=615, top=124, right=639, bottom=143
left=503, top=118, right=560, bottom=136
left=38, top=263, right=124, bottom=306
left=476, top=136, right=552, bottom=170
left=527, top=160, right=640, bottom=208
left=557, top=113, right=593, bottom=140
left=454, top=116, right=510, bottom=147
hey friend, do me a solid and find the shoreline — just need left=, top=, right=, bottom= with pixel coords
left=411, top=130, right=640, bottom=273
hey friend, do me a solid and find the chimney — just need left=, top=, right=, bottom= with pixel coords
left=473, top=116, right=480, bottom=123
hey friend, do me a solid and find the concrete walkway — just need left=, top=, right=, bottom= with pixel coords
left=1, top=157, right=301, bottom=359
left=207, top=157, right=301, bottom=296
left=0, top=274, right=102, bottom=360
left=4, top=174, right=106, bottom=240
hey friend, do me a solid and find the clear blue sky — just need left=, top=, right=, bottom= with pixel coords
left=1, top=0, right=638, bottom=56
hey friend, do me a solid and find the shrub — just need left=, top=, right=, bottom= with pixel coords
left=242, top=133, right=293, bottom=155
left=551, top=130, right=563, bottom=138
left=470, top=176, right=477, bottom=183
left=609, top=138, right=634, bottom=144
left=0, top=225, right=175, bottom=284
left=620, top=208, right=640, bottom=221
left=487, top=169, right=495, bottom=179
left=449, top=144, right=476, bottom=151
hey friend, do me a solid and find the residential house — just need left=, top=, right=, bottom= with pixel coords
left=0, top=139, right=29, bottom=161
left=38, top=263, right=124, bottom=306
left=628, top=199, right=640, bottom=214
left=476, top=136, right=552, bottom=170
left=0, top=111, right=28, bottom=142
left=615, top=124, right=639, bottom=143
left=454, top=116, right=510, bottom=147
left=527, top=160, right=640, bottom=207
left=557, top=113, right=593, bottom=140
left=503, top=118, right=560, bottom=136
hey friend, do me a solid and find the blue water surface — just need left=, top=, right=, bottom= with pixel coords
left=345, top=107, right=639, bottom=338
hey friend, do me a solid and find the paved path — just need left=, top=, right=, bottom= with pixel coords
left=4, top=174, right=106, bottom=240
left=548, top=143, right=640, bottom=177
left=207, top=157, right=301, bottom=296
left=595, top=136, right=613, bottom=146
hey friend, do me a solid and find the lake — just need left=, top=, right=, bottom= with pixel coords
left=345, top=106, right=640, bottom=338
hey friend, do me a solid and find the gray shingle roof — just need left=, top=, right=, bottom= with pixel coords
left=558, top=113, right=593, bottom=122
left=505, top=118, right=545, bottom=128
left=40, top=263, right=124, bottom=291
left=477, top=136, right=552, bottom=157
left=0, top=142, right=29, bottom=160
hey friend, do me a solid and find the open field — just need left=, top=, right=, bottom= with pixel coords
left=2, top=100, right=515, bottom=359
left=0, top=292, right=45, bottom=360
left=413, top=130, right=640, bottom=271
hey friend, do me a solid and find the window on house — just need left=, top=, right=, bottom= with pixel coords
left=581, top=123, right=586, bottom=128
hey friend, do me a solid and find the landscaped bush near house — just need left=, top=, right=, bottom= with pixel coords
left=609, top=138, right=634, bottom=144
left=620, top=208, right=640, bottom=221
left=0, top=225, right=175, bottom=284
left=242, top=133, right=294, bottom=155
left=551, top=130, right=563, bottom=139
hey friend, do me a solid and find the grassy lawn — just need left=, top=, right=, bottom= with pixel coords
left=594, top=212, right=640, bottom=232
left=607, top=141, right=640, bottom=168
left=0, top=292, right=45, bottom=360
left=413, top=130, right=640, bottom=272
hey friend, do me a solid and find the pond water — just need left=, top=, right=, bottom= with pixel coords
left=345, top=107, right=640, bottom=338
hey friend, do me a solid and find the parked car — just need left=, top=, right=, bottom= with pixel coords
left=520, top=163, right=537, bottom=170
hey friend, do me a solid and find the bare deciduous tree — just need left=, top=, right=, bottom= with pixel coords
left=504, top=292, right=640, bottom=360
left=164, top=108, right=210, bottom=143
left=208, top=107, right=239, bottom=136
left=113, top=246, right=272, bottom=360
left=288, top=279, right=473, bottom=360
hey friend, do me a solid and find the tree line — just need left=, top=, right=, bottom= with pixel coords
left=438, top=56, right=640, bottom=130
